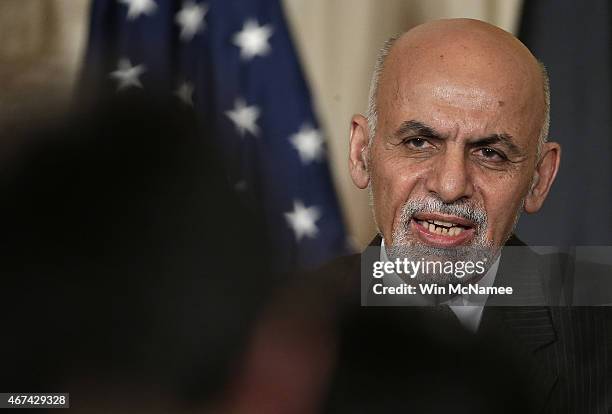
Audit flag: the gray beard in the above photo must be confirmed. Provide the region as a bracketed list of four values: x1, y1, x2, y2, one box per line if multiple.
[385, 244, 497, 286]
[387, 197, 500, 286]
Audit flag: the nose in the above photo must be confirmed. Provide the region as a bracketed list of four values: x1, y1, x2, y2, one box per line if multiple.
[425, 147, 473, 203]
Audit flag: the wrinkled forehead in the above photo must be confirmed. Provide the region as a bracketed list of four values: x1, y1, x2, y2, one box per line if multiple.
[377, 27, 545, 144]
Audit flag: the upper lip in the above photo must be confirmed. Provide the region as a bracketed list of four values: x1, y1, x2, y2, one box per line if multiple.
[412, 212, 475, 228]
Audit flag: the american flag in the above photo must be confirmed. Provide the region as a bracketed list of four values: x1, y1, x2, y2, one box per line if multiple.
[80, 0, 348, 270]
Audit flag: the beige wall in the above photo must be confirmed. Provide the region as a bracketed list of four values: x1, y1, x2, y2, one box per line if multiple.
[0, 0, 89, 166]
[0, 0, 522, 247]
[0, 0, 89, 129]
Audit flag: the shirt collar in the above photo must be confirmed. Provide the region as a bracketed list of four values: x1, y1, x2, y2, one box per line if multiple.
[379, 237, 500, 332]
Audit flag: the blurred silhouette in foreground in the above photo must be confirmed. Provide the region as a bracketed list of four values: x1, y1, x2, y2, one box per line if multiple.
[0, 93, 277, 412]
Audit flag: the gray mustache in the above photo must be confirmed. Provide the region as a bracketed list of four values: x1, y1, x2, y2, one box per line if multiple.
[400, 197, 488, 229]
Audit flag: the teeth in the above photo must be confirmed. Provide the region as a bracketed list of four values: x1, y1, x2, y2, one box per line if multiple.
[417, 219, 466, 237]
[433, 220, 455, 227]
[450, 227, 464, 236]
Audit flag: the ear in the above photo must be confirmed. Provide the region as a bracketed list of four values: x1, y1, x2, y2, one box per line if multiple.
[349, 114, 371, 189]
[524, 142, 561, 213]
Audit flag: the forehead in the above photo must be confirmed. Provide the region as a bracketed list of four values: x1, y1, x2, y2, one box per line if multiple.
[377, 32, 544, 144]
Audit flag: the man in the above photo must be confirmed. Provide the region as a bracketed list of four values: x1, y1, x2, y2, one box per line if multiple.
[228, 19, 610, 413]
[350, 19, 559, 311]
[343, 18, 609, 413]
[349, 18, 557, 266]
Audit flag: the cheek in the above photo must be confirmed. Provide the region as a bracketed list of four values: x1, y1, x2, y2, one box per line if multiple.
[371, 156, 425, 236]
[477, 174, 529, 241]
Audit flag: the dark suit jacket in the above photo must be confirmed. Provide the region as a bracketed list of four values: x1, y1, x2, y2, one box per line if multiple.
[319, 234, 612, 413]
[232, 235, 611, 413]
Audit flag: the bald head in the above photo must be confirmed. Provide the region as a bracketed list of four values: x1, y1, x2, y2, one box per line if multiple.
[366, 19, 549, 155]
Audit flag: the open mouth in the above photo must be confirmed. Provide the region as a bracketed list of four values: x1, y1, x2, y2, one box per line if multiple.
[410, 213, 476, 246]
[414, 218, 470, 236]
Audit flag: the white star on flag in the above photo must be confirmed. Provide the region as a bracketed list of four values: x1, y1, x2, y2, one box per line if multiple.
[175, 1, 208, 41]
[289, 124, 325, 164]
[109, 58, 146, 91]
[118, 0, 157, 20]
[225, 98, 261, 137]
[175, 81, 194, 105]
[285, 200, 321, 242]
[232, 19, 273, 60]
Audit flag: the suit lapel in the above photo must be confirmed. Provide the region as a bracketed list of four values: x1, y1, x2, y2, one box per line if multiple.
[369, 234, 382, 247]
[489, 237, 558, 349]
[481, 236, 559, 411]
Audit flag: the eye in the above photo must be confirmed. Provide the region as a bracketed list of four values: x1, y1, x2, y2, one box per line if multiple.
[403, 137, 434, 149]
[475, 147, 507, 161]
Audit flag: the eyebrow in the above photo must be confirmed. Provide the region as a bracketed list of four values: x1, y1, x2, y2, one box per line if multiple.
[394, 120, 444, 140]
[393, 119, 522, 155]
[471, 133, 521, 155]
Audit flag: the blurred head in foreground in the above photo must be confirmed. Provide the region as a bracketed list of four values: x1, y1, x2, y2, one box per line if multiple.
[0, 94, 276, 411]
[348, 19, 561, 281]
